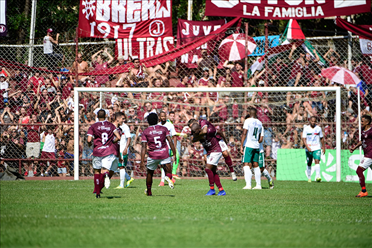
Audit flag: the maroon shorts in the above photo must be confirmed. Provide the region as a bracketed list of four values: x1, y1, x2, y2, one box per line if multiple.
[40, 151, 56, 166]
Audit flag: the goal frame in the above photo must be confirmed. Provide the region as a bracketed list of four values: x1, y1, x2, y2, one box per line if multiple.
[73, 87, 342, 181]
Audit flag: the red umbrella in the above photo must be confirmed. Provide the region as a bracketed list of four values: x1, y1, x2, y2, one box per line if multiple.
[218, 34, 256, 61]
[321, 66, 360, 85]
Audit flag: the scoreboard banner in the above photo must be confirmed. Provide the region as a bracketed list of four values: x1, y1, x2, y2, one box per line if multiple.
[78, 0, 172, 39]
[205, 0, 371, 20]
[277, 149, 372, 183]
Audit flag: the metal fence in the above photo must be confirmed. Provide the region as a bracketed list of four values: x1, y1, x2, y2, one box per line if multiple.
[1, 4, 371, 179]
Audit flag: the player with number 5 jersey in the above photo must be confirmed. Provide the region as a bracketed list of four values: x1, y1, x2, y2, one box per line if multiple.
[141, 113, 177, 196]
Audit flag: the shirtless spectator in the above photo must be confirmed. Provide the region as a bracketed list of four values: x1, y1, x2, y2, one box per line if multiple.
[92, 48, 114, 86]
[71, 53, 89, 81]
[65, 129, 75, 176]
[128, 58, 146, 84]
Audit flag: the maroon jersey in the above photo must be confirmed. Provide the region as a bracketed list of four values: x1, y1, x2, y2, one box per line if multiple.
[27, 124, 40, 142]
[198, 119, 222, 155]
[361, 127, 372, 159]
[141, 125, 170, 160]
[87, 121, 118, 157]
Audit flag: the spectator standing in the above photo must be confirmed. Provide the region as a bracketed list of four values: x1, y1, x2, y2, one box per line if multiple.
[41, 127, 56, 177]
[25, 114, 41, 177]
[71, 53, 89, 81]
[43, 28, 63, 70]
[92, 48, 114, 86]
[28, 72, 44, 94]
[0, 73, 9, 105]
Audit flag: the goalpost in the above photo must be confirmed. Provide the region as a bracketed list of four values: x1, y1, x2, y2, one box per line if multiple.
[73, 87, 341, 182]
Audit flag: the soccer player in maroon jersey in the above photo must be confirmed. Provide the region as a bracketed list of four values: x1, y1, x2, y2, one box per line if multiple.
[349, 115, 372, 198]
[187, 119, 236, 181]
[140, 113, 176, 196]
[190, 120, 226, 196]
[87, 109, 121, 198]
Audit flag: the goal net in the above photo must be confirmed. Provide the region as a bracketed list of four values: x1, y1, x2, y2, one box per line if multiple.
[73, 87, 347, 183]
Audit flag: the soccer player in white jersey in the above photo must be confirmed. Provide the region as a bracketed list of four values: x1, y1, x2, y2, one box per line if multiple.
[242, 114, 274, 189]
[302, 116, 325, 183]
[115, 113, 134, 189]
[240, 108, 264, 189]
[158, 112, 177, 186]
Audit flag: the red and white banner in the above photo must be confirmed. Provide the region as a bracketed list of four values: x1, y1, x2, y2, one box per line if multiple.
[177, 19, 225, 68]
[115, 36, 174, 60]
[205, 0, 371, 20]
[78, 0, 172, 39]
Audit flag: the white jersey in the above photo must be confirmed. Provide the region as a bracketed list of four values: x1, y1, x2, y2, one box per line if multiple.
[0, 81, 8, 98]
[302, 125, 323, 151]
[42, 133, 55, 153]
[43, 36, 53, 54]
[119, 123, 131, 154]
[159, 121, 176, 148]
[243, 118, 264, 149]
[259, 142, 264, 153]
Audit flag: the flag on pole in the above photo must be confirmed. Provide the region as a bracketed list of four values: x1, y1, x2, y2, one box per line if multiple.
[248, 41, 304, 77]
[281, 19, 327, 66]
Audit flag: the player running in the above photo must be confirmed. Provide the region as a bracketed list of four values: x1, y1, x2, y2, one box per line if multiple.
[302, 116, 325, 183]
[190, 119, 226, 196]
[115, 113, 134, 189]
[87, 109, 121, 198]
[349, 115, 372, 197]
[187, 119, 237, 181]
[240, 108, 264, 190]
[158, 112, 177, 186]
[140, 113, 177, 196]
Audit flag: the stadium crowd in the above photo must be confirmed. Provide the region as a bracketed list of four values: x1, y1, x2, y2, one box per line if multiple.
[1, 43, 372, 178]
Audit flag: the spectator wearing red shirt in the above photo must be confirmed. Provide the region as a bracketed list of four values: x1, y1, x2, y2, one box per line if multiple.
[218, 68, 232, 87]
[25, 114, 41, 177]
[91, 48, 114, 86]
[177, 75, 189, 87]
[28, 72, 44, 94]
[197, 68, 210, 87]
[230, 62, 244, 87]
[61, 78, 74, 100]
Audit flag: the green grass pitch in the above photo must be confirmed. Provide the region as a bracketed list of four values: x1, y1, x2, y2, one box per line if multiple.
[1, 178, 371, 248]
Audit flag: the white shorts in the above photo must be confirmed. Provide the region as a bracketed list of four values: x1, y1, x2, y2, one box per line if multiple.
[146, 157, 171, 171]
[206, 152, 223, 166]
[360, 157, 372, 170]
[219, 140, 228, 152]
[92, 154, 118, 171]
[26, 142, 40, 158]
[58, 168, 67, 174]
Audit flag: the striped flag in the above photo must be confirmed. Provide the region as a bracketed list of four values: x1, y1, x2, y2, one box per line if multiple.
[281, 19, 327, 66]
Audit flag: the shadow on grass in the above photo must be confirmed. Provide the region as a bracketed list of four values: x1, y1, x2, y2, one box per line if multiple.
[101, 196, 122, 199]
[152, 195, 176, 197]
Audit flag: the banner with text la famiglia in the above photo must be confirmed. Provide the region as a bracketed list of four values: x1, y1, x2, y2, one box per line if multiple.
[277, 149, 372, 183]
[205, 0, 371, 20]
